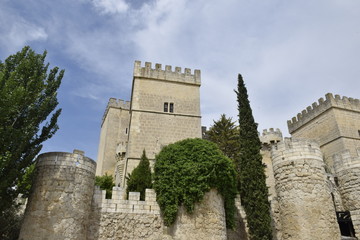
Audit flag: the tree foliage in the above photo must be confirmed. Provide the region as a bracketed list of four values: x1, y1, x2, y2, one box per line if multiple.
[236, 74, 272, 239]
[153, 138, 237, 228]
[95, 174, 115, 199]
[207, 114, 240, 161]
[0, 46, 63, 218]
[126, 150, 152, 200]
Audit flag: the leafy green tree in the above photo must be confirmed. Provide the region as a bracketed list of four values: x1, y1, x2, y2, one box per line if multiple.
[95, 174, 115, 199]
[207, 114, 240, 161]
[0, 46, 63, 221]
[17, 163, 36, 198]
[236, 74, 272, 239]
[153, 138, 237, 228]
[126, 150, 152, 200]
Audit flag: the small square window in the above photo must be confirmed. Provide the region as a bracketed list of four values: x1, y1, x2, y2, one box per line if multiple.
[164, 102, 168, 112]
[169, 103, 174, 113]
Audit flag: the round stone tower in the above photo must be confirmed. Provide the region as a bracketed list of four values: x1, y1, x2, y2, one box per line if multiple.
[333, 149, 360, 235]
[271, 138, 340, 240]
[19, 150, 96, 240]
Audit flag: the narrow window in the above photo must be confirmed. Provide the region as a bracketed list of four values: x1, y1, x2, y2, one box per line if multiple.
[169, 103, 174, 113]
[358, 130, 360, 136]
[125, 128, 128, 134]
[334, 177, 339, 187]
[164, 102, 168, 112]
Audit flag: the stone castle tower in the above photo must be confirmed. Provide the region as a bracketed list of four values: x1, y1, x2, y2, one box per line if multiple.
[96, 61, 202, 186]
[287, 93, 360, 237]
[257, 93, 360, 239]
[287, 93, 360, 172]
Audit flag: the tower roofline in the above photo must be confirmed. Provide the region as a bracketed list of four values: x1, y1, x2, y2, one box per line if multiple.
[133, 60, 201, 86]
[287, 93, 360, 134]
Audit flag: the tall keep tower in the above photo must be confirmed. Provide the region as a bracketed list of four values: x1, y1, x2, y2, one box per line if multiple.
[117, 61, 202, 186]
[96, 61, 202, 186]
[287, 93, 360, 172]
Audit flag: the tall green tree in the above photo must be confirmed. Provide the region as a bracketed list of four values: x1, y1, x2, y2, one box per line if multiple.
[236, 74, 272, 239]
[126, 150, 152, 200]
[0, 46, 64, 215]
[207, 114, 240, 161]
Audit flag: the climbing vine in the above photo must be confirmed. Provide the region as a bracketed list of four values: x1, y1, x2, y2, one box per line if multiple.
[153, 138, 237, 228]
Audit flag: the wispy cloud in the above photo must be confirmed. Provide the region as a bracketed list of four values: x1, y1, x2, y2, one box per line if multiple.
[0, 6, 47, 54]
[91, 0, 129, 15]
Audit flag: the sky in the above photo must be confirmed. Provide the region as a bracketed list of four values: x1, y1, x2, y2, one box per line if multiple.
[1, 0, 360, 160]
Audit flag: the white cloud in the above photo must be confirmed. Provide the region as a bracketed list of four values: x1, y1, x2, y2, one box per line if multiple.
[0, 8, 47, 53]
[92, 0, 129, 14]
[127, 0, 360, 136]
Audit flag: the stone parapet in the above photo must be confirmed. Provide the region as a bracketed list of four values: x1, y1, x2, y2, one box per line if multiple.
[92, 187, 160, 214]
[36, 150, 96, 174]
[287, 93, 360, 134]
[133, 61, 201, 86]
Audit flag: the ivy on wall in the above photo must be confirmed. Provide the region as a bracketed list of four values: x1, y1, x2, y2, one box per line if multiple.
[153, 138, 237, 228]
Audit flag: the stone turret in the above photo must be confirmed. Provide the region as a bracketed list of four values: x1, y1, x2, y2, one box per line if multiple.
[19, 150, 96, 240]
[271, 139, 340, 240]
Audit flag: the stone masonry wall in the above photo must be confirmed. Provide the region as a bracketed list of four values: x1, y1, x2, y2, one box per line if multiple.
[333, 149, 360, 235]
[19, 150, 96, 240]
[88, 188, 229, 240]
[272, 139, 340, 240]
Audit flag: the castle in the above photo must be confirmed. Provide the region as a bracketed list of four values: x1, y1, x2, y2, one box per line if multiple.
[18, 61, 360, 240]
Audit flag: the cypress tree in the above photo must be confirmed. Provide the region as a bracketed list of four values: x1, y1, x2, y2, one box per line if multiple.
[236, 74, 272, 239]
[126, 150, 152, 200]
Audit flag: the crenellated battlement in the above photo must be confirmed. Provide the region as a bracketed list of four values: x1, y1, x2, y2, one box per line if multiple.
[36, 149, 96, 174]
[133, 61, 201, 85]
[101, 98, 130, 126]
[333, 148, 360, 173]
[287, 93, 360, 133]
[260, 128, 283, 145]
[271, 138, 323, 170]
[92, 186, 160, 214]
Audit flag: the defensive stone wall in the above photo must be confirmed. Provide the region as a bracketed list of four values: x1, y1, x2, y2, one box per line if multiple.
[88, 188, 229, 240]
[271, 138, 340, 240]
[288, 93, 360, 134]
[19, 150, 96, 240]
[333, 149, 360, 234]
[133, 61, 201, 86]
[92, 187, 160, 214]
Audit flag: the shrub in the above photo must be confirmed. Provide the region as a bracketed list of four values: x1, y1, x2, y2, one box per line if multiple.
[95, 174, 115, 199]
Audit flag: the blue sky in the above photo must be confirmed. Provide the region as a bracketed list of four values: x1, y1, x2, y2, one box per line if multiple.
[1, 0, 360, 160]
